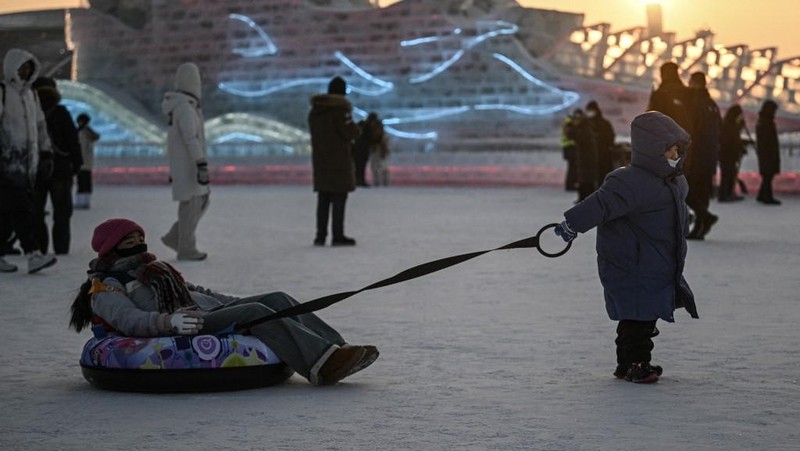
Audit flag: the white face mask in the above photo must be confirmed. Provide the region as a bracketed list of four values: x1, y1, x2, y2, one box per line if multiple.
[667, 157, 681, 168]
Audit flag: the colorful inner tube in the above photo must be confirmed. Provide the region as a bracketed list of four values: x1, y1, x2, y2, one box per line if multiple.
[80, 333, 293, 393]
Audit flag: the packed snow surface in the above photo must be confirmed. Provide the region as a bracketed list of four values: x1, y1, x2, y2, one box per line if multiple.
[0, 185, 798, 450]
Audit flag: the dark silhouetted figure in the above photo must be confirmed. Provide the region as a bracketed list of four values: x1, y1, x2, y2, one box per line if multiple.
[354, 112, 382, 187]
[561, 112, 578, 191]
[718, 105, 747, 202]
[585, 100, 616, 182]
[566, 109, 599, 202]
[309, 77, 361, 246]
[684, 72, 720, 240]
[75, 113, 100, 209]
[755, 100, 781, 205]
[647, 62, 693, 133]
[31, 77, 82, 255]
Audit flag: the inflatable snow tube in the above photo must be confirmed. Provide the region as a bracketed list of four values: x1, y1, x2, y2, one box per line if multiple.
[80, 333, 294, 393]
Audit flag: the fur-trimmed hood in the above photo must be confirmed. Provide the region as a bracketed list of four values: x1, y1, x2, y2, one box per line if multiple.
[3, 48, 40, 90]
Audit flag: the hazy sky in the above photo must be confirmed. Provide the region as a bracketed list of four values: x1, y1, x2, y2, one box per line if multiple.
[2, 0, 798, 58]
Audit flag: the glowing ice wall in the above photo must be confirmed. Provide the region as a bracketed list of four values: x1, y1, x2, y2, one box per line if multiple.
[68, 0, 581, 152]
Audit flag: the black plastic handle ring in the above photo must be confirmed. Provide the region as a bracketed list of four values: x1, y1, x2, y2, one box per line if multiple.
[535, 223, 572, 258]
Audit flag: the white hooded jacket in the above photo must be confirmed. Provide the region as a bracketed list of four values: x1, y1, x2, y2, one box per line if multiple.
[0, 49, 53, 184]
[161, 62, 209, 201]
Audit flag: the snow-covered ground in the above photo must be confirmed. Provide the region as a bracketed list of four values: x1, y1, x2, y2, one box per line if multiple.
[1, 184, 798, 451]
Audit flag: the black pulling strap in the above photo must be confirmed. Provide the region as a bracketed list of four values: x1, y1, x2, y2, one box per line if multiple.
[235, 223, 571, 330]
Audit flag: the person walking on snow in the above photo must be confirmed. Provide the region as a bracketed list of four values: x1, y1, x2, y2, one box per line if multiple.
[684, 71, 720, 240]
[554, 111, 698, 384]
[0, 48, 58, 274]
[69, 218, 380, 386]
[160, 62, 210, 260]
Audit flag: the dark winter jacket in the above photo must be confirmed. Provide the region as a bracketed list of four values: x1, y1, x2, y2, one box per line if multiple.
[588, 112, 616, 181]
[566, 116, 598, 185]
[564, 111, 698, 322]
[37, 86, 82, 180]
[756, 102, 780, 177]
[685, 88, 721, 179]
[647, 78, 693, 134]
[719, 105, 747, 166]
[308, 93, 360, 192]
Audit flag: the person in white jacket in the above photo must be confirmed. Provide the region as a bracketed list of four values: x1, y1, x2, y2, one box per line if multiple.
[160, 62, 209, 260]
[0, 48, 58, 274]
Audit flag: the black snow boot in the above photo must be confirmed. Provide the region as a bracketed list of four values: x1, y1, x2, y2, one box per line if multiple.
[626, 362, 661, 383]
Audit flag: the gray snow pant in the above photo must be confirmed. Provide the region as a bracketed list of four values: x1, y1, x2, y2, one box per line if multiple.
[200, 291, 345, 384]
[162, 193, 209, 257]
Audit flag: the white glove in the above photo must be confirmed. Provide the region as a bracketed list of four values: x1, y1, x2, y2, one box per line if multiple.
[169, 312, 203, 334]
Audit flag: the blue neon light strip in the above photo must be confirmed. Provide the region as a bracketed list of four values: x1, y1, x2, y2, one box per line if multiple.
[408, 21, 519, 84]
[408, 50, 465, 84]
[380, 106, 471, 125]
[333, 51, 394, 95]
[492, 53, 561, 93]
[400, 36, 442, 47]
[219, 78, 330, 97]
[229, 14, 278, 57]
[491, 53, 580, 113]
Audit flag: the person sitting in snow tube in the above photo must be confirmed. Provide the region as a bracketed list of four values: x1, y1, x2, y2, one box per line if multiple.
[69, 218, 379, 392]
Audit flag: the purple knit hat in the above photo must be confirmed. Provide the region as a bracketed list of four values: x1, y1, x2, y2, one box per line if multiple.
[92, 218, 145, 257]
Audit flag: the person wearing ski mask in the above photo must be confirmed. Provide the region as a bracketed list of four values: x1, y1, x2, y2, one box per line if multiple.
[69, 218, 380, 386]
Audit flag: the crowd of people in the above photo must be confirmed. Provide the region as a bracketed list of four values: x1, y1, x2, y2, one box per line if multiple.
[0, 47, 391, 273]
[562, 61, 784, 241]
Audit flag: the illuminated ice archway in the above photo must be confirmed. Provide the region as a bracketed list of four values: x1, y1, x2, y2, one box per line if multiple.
[57, 81, 311, 157]
[205, 113, 311, 155]
[59, 80, 166, 156]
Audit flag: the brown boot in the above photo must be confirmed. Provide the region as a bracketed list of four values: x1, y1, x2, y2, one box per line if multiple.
[342, 345, 380, 379]
[317, 345, 366, 386]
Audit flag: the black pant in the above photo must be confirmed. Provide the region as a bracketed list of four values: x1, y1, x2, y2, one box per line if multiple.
[615, 319, 658, 367]
[77, 170, 92, 194]
[355, 149, 369, 186]
[316, 191, 348, 240]
[32, 177, 74, 254]
[0, 182, 40, 256]
[686, 172, 712, 218]
[718, 160, 739, 200]
[563, 146, 577, 191]
[758, 173, 776, 201]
